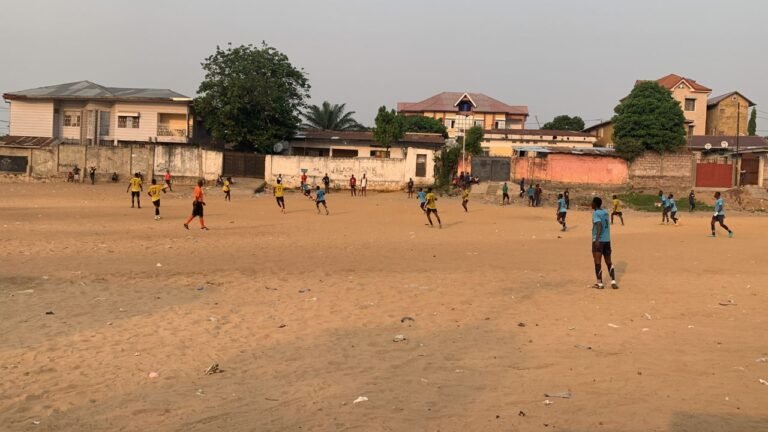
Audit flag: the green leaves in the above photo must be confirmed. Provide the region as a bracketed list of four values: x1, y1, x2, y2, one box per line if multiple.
[748, 107, 757, 136]
[612, 81, 686, 161]
[542, 115, 585, 131]
[194, 42, 311, 152]
[401, 115, 447, 136]
[373, 106, 405, 150]
[302, 101, 365, 131]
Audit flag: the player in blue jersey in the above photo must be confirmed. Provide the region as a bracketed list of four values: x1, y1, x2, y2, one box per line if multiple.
[710, 191, 733, 237]
[556, 193, 568, 231]
[416, 188, 427, 213]
[315, 186, 329, 215]
[591, 197, 618, 289]
[667, 193, 679, 225]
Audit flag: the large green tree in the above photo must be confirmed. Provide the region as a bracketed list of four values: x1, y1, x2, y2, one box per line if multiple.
[373, 106, 405, 154]
[302, 101, 364, 130]
[542, 115, 585, 131]
[195, 42, 311, 152]
[748, 107, 757, 136]
[612, 81, 686, 161]
[400, 115, 448, 136]
[435, 126, 484, 186]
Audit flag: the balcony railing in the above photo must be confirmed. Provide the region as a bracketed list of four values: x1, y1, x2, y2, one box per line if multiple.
[157, 124, 187, 137]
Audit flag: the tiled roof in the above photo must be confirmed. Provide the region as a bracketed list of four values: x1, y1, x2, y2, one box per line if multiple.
[484, 128, 594, 138]
[397, 92, 528, 115]
[0, 135, 58, 148]
[638, 74, 711, 92]
[3, 81, 190, 101]
[707, 91, 756, 107]
[688, 135, 768, 150]
[582, 120, 613, 133]
[297, 130, 445, 148]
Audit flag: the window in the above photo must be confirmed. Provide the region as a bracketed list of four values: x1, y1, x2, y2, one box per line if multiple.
[687, 125, 695, 137]
[63, 111, 81, 127]
[494, 121, 505, 129]
[684, 98, 696, 111]
[118, 115, 140, 128]
[719, 108, 726, 115]
[415, 154, 427, 177]
[458, 101, 472, 112]
[445, 119, 455, 129]
[369, 150, 390, 158]
[474, 120, 484, 128]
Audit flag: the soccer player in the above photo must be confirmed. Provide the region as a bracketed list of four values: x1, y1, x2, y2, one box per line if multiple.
[417, 187, 427, 213]
[564, 188, 571, 209]
[527, 184, 535, 207]
[461, 187, 469, 212]
[688, 190, 696, 212]
[300, 172, 307, 190]
[223, 177, 232, 201]
[591, 197, 618, 289]
[667, 193, 679, 225]
[424, 188, 442, 228]
[611, 194, 624, 225]
[127, 172, 143, 208]
[322, 173, 330, 194]
[147, 179, 167, 220]
[360, 174, 368, 197]
[274, 180, 286, 214]
[710, 191, 733, 238]
[556, 193, 567, 231]
[164, 169, 173, 192]
[535, 184, 543, 207]
[315, 185, 329, 215]
[519, 178, 526, 198]
[349, 175, 357, 197]
[502, 182, 510, 205]
[658, 190, 670, 224]
[407, 178, 414, 199]
[184, 179, 208, 230]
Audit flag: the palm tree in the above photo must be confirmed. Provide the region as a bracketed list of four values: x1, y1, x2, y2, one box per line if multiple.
[302, 101, 365, 131]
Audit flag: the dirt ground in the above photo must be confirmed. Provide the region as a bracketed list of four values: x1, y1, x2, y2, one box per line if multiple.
[1, 182, 767, 432]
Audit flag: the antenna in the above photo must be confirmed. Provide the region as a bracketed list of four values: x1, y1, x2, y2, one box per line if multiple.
[534, 115, 541, 128]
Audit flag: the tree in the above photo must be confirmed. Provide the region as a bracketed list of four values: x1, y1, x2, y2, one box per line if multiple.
[612, 81, 686, 161]
[748, 107, 757, 136]
[435, 126, 484, 186]
[302, 101, 365, 130]
[194, 42, 311, 152]
[462, 126, 485, 155]
[541, 115, 585, 131]
[373, 106, 405, 154]
[400, 115, 447, 136]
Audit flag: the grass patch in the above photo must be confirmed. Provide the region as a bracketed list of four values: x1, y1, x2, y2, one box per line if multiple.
[618, 193, 713, 212]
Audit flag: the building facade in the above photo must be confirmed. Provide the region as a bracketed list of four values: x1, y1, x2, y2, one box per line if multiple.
[3, 81, 193, 146]
[397, 92, 528, 139]
[706, 91, 755, 136]
[482, 128, 597, 156]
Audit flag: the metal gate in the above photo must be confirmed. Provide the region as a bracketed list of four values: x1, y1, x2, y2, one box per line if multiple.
[741, 154, 760, 185]
[695, 162, 733, 188]
[471, 157, 510, 181]
[222, 152, 265, 178]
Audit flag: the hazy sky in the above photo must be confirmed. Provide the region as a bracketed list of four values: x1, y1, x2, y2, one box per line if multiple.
[2, 0, 767, 135]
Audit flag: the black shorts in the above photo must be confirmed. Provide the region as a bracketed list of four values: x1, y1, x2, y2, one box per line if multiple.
[419, 202, 426, 209]
[153, 200, 160, 208]
[316, 200, 326, 206]
[427, 208, 438, 215]
[558, 211, 567, 219]
[592, 241, 612, 256]
[712, 214, 725, 223]
[612, 211, 623, 216]
[276, 197, 285, 206]
[192, 201, 204, 217]
[131, 191, 140, 198]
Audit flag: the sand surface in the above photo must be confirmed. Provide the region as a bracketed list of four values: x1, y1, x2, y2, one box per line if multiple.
[1, 182, 767, 432]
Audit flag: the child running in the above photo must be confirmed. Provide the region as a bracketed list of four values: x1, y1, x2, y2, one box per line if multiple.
[611, 195, 624, 225]
[223, 177, 232, 201]
[417, 187, 427, 213]
[556, 193, 567, 231]
[315, 185, 329, 215]
[274, 180, 286, 214]
[424, 188, 442, 228]
[184, 179, 208, 230]
[667, 193, 679, 225]
[127, 172, 143, 208]
[710, 191, 733, 238]
[147, 179, 167, 220]
[591, 197, 618, 289]
[461, 187, 469, 212]
[658, 190, 670, 224]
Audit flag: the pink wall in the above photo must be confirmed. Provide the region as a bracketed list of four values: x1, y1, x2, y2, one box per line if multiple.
[513, 154, 628, 185]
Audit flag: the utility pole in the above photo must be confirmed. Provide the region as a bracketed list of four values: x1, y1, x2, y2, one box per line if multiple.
[736, 100, 741, 186]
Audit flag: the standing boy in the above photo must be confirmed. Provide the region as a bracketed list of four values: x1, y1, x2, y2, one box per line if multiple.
[527, 184, 535, 207]
[147, 179, 167, 220]
[534, 184, 543, 207]
[710, 191, 733, 238]
[611, 195, 624, 225]
[502, 182, 510, 205]
[417, 187, 427, 213]
[349, 175, 357, 197]
[424, 188, 442, 228]
[164, 170, 173, 192]
[564, 188, 571, 209]
[688, 190, 696, 212]
[360, 174, 368, 197]
[322, 173, 330, 194]
[407, 178, 414, 198]
[667, 193, 679, 225]
[519, 178, 526, 198]
[223, 177, 232, 201]
[461, 187, 469, 212]
[274, 180, 286, 214]
[315, 185, 329, 215]
[127, 172, 143, 208]
[184, 179, 208, 230]
[556, 193, 567, 231]
[300, 172, 307, 190]
[591, 197, 618, 289]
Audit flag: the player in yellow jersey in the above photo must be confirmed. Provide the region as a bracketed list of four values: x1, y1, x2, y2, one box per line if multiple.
[461, 187, 469, 212]
[424, 187, 442, 228]
[126, 172, 143, 208]
[611, 195, 624, 225]
[274, 180, 286, 214]
[223, 177, 232, 201]
[147, 179, 167, 220]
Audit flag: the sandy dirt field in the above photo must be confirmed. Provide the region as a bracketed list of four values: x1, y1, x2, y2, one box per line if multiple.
[1, 182, 767, 432]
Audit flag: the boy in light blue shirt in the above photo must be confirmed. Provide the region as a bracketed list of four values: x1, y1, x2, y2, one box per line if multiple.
[416, 188, 427, 213]
[591, 196, 618, 289]
[710, 191, 733, 237]
[667, 193, 679, 225]
[315, 186, 329, 215]
[556, 193, 568, 231]
[658, 190, 670, 224]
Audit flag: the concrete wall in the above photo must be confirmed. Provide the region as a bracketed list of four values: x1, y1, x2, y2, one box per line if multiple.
[628, 151, 694, 190]
[9, 100, 54, 137]
[512, 154, 628, 185]
[0, 143, 222, 183]
[265, 151, 435, 190]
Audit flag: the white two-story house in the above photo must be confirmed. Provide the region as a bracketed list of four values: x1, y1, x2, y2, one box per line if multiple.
[2, 80, 193, 145]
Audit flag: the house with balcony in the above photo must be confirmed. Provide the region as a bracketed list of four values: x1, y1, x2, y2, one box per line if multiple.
[2, 80, 193, 146]
[397, 92, 528, 139]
